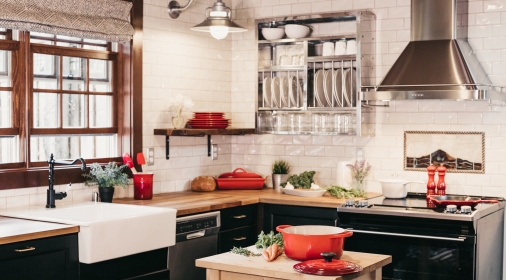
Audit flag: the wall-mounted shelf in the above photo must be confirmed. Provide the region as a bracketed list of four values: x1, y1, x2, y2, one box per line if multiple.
[154, 128, 256, 159]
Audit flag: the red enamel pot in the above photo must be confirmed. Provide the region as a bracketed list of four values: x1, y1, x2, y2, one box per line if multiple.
[276, 225, 353, 261]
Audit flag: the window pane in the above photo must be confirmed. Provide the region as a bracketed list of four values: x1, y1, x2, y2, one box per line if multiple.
[31, 32, 54, 38]
[62, 56, 86, 91]
[33, 92, 59, 128]
[57, 42, 82, 48]
[0, 51, 11, 87]
[0, 91, 12, 128]
[56, 35, 81, 41]
[0, 136, 19, 163]
[83, 45, 107, 51]
[31, 39, 53, 45]
[33, 53, 58, 78]
[30, 134, 117, 161]
[62, 94, 85, 128]
[89, 95, 112, 128]
[84, 38, 106, 44]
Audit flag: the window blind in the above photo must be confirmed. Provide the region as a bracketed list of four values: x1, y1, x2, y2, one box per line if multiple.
[0, 0, 134, 42]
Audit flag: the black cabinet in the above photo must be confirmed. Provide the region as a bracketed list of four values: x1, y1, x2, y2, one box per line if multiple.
[261, 204, 338, 232]
[0, 233, 79, 280]
[80, 247, 169, 280]
[218, 205, 258, 253]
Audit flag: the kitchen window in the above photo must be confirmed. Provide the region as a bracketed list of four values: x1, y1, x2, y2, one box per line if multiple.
[0, 26, 142, 189]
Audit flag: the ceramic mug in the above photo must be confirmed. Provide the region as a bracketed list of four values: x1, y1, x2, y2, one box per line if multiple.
[346, 39, 357, 55]
[334, 39, 347, 55]
[322, 42, 334, 56]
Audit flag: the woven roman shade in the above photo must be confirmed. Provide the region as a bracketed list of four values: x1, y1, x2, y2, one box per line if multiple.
[0, 0, 134, 42]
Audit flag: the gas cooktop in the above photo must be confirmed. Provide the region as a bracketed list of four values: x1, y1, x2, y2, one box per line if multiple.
[337, 192, 505, 221]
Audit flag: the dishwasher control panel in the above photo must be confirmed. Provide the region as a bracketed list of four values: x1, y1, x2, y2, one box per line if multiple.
[176, 211, 221, 235]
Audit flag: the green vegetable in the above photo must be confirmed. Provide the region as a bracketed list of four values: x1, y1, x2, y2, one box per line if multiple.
[230, 247, 262, 257]
[326, 185, 366, 199]
[272, 160, 291, 174]
[255, 231, 284, 250]
[280, 171, 316, 189]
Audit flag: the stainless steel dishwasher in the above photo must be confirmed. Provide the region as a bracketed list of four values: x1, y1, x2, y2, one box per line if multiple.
[168, 211, 220, 280]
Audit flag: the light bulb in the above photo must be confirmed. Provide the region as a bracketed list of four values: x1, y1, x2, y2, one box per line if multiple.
[210, 26, 229, 40]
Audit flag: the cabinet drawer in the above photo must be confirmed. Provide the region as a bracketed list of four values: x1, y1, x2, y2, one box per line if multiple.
[220, 205, 257, 231]
[219, 225, 257, 253]
[0, 234, 78, 261]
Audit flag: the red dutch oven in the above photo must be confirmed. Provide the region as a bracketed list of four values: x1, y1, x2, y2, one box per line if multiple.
[216, 168, 266, 190]
[276, 225, 353, 261]
[218, 168, 262, 178]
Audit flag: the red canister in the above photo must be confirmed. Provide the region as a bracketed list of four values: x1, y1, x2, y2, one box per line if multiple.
[133, 173, 153, 200]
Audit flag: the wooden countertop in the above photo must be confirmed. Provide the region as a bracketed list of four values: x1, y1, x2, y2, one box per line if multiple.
[196, 246, 392, 280]
[0, 217, 79, 245]
[114, 189, 381, 216]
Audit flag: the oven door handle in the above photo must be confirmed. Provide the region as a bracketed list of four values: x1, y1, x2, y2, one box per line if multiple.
[347, 229, 467, 242]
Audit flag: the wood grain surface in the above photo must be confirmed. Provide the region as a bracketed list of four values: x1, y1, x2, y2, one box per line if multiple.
[0, 217, 79, 245]
[196, 245, 391, 280]
[114, 189, 381, 216]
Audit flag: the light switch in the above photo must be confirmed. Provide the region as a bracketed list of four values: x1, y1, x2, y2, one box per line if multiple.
[147, 148, 155, 166]
[212, 144, 218, 160]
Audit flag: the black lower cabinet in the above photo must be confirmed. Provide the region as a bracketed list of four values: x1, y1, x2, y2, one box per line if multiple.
[262, 204, 338, 232]
[80, 248, 169, 280]
[218, 225, 257, 253]
[0, 233, 79, 280]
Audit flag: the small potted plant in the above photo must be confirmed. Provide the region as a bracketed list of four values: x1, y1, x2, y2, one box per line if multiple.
[271, 160, 291, 192]
[83, 162, 130, 203]
[346, 160, 371, 197]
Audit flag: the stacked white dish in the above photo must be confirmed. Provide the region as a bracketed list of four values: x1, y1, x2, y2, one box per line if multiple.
[262, 76, 303, 108]
[313, 68, 356, 108]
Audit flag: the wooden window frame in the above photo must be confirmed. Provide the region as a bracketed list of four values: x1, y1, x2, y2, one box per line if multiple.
[0, 0, 142, 190]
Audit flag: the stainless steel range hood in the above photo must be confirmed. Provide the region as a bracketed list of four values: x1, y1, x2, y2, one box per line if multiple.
[362, 0, 505, 101]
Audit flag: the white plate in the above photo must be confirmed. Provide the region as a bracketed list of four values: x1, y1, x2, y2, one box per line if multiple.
[315, 70, 326, 107]
[333, 69, 344, 107]
[288, 76, 297, 106]
[263, 77, 271, 107]
[344, 69, 357, 107]
[271, 76, 280, 108]
[282, 188, 327, 197]
[323, 70, 333, 106]
[297, 78, 304, 107]
[280, 76, 289, 107]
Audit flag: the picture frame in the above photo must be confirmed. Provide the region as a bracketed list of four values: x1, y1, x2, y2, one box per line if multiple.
[404, 131, 485, 173]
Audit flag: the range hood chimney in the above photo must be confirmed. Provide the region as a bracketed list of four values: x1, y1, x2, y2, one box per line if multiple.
[362, 0, 505, 101]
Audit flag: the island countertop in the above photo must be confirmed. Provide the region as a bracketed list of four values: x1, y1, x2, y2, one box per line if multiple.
[196, 246, 391, 280]
[0, 217, 79, 245]
[114, 189, 381, 216]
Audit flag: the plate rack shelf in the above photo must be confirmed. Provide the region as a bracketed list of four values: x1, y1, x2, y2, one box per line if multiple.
[256, 11, 376, 137]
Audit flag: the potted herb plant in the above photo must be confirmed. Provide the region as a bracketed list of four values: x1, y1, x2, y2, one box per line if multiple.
[271, 160, 291, 192]
[83, 162, 130, 203]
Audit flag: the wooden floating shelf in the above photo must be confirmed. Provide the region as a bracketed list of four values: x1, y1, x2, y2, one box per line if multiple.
[154, 128, 257, 159]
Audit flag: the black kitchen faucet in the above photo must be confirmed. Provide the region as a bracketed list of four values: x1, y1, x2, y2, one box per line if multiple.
[46, 153, 87, 208]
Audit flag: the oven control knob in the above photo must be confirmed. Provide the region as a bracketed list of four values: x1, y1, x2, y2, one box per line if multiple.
[446, 205, 457, 213]
[358, 200, 368, 208]
[345, 199, 355, 207]
[461, 206, 472, 214]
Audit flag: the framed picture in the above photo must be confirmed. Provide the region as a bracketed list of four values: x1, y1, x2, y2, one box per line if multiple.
[404, 131, 485, 173]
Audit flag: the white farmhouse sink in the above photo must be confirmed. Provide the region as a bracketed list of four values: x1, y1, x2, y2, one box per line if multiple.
[0, 202, 177, 264]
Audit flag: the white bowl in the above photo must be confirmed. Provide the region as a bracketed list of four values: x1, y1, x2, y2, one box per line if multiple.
[284, 24, 310, 39]
[262, 28, 285, 40]
[281, 188, 327, 197]
[380, 178, 425, 199]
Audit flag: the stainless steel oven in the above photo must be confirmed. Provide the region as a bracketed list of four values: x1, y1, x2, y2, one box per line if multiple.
[337, 193, 504, 280]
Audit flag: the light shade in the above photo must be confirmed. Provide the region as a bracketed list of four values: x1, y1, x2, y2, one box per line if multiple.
[189, 0, 247, 40]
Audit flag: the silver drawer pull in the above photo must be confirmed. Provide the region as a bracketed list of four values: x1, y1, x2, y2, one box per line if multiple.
[233, 215, 247, 219]
[15, 247, 35, 252]
[233, 237, 247, 241]
[348, 229, 466, 242]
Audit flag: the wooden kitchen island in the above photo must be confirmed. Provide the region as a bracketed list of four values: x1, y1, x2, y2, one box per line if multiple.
[196, 247, 391, 280]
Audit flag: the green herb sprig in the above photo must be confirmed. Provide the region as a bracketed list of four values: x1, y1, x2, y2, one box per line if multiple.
[272, 160, 291, 174]
[327, 185, 366, 199]
[230, 247, 262, 257]
[255, 231, 284, 250]
[83, 162, 130, 189]
[280, 171, 316, 189]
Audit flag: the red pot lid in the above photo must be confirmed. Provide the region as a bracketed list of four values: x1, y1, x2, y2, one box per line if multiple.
[293, 252, 363, 276]
[218, 168, 263, 178]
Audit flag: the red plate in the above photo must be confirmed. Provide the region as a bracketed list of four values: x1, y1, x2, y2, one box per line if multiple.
[187, 124, 229, 129]
[188, 121, 230, 124]
[188, 120, 230, 123]
[194, 112, 224, 114]
[189, 119, 229, 122]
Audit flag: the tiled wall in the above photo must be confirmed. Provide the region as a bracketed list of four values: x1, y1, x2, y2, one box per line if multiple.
[230, 0, 506, 198]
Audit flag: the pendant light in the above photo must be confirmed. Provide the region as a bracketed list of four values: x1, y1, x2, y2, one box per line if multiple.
[168, 0, 247, 40]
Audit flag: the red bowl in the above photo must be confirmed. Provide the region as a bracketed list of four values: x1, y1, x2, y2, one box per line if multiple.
[276, 225, 353, 261]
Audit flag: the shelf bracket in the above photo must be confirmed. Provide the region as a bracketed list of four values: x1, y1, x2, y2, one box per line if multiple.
[165, 136, 170, 160]
[207, 135, 212, 157]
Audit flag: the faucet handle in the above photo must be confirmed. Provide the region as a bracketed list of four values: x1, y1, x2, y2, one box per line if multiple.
[92, 192, 99, 202]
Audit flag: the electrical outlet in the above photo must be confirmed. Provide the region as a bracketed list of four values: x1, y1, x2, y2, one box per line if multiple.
[356, 148, 365, 161]
[211, 144, 218, 160]
[147, 148, 155, 166]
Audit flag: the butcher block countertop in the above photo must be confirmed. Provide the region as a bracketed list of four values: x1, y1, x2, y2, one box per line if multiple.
[0, 217, 79, 245]
[114, 189, 381, 216]
[196, 246, 391, 280]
